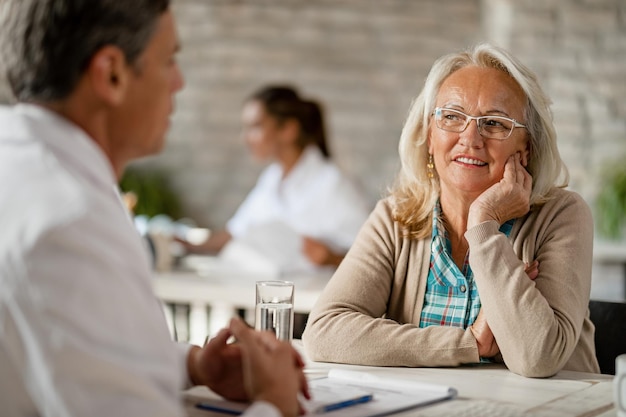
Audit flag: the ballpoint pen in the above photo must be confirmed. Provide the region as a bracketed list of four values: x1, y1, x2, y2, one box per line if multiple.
[196, 402, 243, 415]
[314, 394, 374, 414]
[196, 394, 375, 416]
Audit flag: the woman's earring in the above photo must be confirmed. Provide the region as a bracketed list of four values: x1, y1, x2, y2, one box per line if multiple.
[427, 154, 435, 179]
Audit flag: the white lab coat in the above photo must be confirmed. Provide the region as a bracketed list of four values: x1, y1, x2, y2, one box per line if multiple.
[225, 146, 371, 272]
[0, 104, 279, 417]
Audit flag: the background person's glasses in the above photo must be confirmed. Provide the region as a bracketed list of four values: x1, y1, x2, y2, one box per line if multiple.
[433, 107, 527, 140]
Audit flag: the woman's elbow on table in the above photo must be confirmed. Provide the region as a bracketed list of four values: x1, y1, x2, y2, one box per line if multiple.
[301, 313, 348, 362]
[504, 349, 569, 378]
[301, 320, 327, 361]
[502, 322, 582, 377]
[506, 361, 559, 378]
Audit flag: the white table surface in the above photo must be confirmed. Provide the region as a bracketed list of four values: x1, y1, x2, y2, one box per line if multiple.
[152, 256, 332, 344]
[183, 341, 616, 417]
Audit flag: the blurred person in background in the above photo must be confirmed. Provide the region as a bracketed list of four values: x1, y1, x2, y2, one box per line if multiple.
[0, 1, 307, 416]
[302, 43, 599, 378]
[182, 85, 371, 270]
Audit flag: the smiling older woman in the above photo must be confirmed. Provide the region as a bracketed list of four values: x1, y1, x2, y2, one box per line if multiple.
[302, 43, 599, 378]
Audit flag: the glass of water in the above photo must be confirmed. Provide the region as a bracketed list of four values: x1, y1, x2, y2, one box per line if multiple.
[255, 280, 294, 341]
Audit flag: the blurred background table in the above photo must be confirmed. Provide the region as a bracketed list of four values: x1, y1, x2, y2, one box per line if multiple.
[152, 256, 333, 345]
[593, 240, 626, 301]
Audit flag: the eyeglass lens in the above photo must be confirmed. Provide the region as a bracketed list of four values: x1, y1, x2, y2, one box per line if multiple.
[435, 108, 516, 140]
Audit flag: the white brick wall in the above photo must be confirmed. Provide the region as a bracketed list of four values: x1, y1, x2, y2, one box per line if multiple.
[158, 0, 485, 227]
[140, 0, 626, 230]
[163, 0, 626, 300]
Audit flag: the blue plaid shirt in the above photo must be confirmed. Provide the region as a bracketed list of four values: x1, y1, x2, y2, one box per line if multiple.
[419, 202, 514, 329]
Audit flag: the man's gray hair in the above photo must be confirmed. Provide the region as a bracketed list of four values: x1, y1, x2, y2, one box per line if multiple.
[0, 0, 169, 102]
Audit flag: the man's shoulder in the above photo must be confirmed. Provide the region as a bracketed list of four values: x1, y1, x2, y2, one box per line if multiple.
[0, 131, 87, 246]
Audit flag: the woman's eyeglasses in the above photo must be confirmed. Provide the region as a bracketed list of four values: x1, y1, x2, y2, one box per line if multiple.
[433, 107, 527, 140]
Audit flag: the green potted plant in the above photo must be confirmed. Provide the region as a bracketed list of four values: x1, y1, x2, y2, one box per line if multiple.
[595, 161, 626, 240]
[119, 166, 182, 219]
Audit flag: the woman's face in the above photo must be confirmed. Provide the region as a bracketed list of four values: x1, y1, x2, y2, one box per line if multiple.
[240, 99, 295, 161]
[428, 66, 530, 200]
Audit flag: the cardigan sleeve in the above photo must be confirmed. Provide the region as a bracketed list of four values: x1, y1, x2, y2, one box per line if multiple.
[465, 189, 597, 377]
[302, 199, 480, 367]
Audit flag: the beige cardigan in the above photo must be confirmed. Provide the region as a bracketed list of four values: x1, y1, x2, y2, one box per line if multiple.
[302, 188, 599, 377]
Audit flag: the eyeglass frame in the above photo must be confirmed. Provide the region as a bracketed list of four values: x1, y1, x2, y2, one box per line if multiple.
[432, 107, 527, 140]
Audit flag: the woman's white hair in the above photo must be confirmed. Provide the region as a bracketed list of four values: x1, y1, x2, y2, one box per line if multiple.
[390, 43, 569, 238]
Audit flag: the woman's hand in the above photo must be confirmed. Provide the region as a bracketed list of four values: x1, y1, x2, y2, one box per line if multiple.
[468, 153, 532, 228]
[470, 308, 500, 358]
[175, 229, 232, 255]
[302, 237, 344, 267]
[524, 259, 540, 280]
[470, 260, 540, 358]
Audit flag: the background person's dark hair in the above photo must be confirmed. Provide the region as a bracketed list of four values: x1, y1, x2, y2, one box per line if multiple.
[248, 85, 331, 159]
[0, 0, 170, 102]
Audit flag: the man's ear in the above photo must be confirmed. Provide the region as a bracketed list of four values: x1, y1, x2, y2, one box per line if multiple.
[87, 46, 130, 106]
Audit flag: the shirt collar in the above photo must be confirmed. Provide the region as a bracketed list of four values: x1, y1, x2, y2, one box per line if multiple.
[14, 103, 118, 189]
[431, 199, 516, 247]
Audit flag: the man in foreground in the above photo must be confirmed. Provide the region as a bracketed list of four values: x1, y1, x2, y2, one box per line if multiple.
[0, 1, 307, 416]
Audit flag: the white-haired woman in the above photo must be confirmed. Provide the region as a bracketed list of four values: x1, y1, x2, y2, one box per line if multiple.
[302, 43, 599, 378]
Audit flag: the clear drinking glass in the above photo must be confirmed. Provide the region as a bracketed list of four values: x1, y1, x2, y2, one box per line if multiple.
[255, 280, 294, 341]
